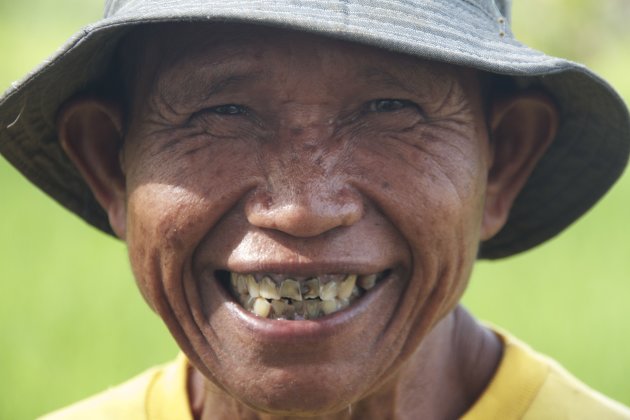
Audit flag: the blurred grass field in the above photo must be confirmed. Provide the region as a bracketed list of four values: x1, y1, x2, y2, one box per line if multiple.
[1, 0, 629, 418]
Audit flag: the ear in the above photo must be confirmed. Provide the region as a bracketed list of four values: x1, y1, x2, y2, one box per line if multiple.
[481, 90, 559, 240]
[57, 97, 127, 239]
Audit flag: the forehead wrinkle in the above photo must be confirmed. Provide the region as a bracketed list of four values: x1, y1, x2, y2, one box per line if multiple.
[158, 22, 263, 65]
[360, 59, 469, 91]
[155, 69, 262, 111]
[136, 26, 265, 111]
[428, 69, 479, 127]
[150, 47, 264, 119]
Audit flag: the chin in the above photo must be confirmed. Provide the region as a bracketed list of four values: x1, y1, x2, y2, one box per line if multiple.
[232, 371, 360, 416]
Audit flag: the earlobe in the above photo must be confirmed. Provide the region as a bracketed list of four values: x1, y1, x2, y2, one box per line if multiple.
[481, 90, 559, 240]
[57, 97, 128, 239]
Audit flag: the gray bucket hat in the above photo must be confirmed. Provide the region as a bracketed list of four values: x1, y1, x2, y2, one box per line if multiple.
[0, 0, 628, 259]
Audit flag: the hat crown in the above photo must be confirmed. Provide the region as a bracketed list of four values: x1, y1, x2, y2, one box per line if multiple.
[104, 0, 119, 17]
[494, 0, 512, 21]
[103, 0, 512, 20]
[104, 0, 138, 17]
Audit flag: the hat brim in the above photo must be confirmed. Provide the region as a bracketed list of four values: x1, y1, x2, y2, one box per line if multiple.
[1, 1, 628, 258]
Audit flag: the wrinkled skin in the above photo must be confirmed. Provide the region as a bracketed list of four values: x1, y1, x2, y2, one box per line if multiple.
[58, 24, 557, 419]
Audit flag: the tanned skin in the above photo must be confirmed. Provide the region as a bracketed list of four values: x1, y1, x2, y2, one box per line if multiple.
[57, 24, 558, 419]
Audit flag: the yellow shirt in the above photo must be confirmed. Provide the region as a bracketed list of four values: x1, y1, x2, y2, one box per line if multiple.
[40, 332, 630, 419]
[462, 333, 630, 419]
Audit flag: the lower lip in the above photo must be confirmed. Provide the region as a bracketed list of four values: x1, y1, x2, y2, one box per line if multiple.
[222, 274, 392, 342]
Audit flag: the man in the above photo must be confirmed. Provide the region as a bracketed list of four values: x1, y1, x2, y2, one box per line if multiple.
[1, 0, 629, 418]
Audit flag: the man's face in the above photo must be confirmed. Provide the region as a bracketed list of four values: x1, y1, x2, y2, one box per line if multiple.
[120, 24, 492, 413]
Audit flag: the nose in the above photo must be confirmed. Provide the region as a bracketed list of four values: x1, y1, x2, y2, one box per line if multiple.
[244, 104, 365, 237]
[245, 181, 364, 238]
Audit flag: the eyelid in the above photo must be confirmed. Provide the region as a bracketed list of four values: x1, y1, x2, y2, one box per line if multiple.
[211, 104, 248, 115]
[188, 103, 248, 123]
[188, 103, 269, 131]
[364, 99, 425, 117]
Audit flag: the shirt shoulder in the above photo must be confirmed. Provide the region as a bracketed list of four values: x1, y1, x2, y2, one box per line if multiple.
[463, 329, 630, 420]
[524, 354, 630, 420]
[38, 354, 192, 420]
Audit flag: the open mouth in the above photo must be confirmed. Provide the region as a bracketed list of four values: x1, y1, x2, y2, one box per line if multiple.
[217, 270, 390, 320]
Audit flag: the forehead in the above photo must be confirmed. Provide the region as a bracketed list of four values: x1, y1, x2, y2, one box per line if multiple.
[144, 23, 444, 67]
[123, 23, 476, 100]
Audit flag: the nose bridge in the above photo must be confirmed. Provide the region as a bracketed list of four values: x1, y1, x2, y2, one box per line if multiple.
[278, 102, 335, 147]
[272, 104, 340, 192]
[245, 117, 363, 237]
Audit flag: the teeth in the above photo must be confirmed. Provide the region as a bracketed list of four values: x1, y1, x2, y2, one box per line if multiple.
[319, 281, 337, 301]
[338, 298, 350, 310]
[260, 276, 281, 300]
[271, 299, 288, 317]
[305, 300, 321, 318]
[227, 271, 383, 320]
[293, 300, 304, 313]
[236, 275, 248, 294]
[302, 278, 320, 299]
[283, 304, 296, 319]
[321, 299, 338, 315]
[245, 274, 259, 297]
[253, 297, 271, 318]
[243, 296, 256, 310]
[358, 274, 377, 290]
[279, 279, 302, 301]
[230, 273, 249, 295]
[337, 274, 356, 299]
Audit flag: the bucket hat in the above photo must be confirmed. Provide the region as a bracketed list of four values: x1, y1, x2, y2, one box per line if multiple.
[0, 0, 628, 259]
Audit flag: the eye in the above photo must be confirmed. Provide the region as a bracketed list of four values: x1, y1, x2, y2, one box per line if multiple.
[210, 104, 247, 115]
[187, 103, 254, 130]
[367, 99, 416, 113]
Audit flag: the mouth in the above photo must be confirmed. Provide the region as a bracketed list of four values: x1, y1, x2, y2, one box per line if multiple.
[216, 270, 390, 320]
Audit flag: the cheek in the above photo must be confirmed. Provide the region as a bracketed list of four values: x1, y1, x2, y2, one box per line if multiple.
[122, 156, 258, 306]
[123, 134, 260, 246]
[353, 128, 488, 322]
[123, 184, 204, 307]
[396, 157, 484, 303]
[358, 128, 488, 241]
[127, 184, 203, 247]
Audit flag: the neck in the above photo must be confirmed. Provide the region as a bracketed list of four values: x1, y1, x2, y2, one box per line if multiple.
[189, 306, 502, 420]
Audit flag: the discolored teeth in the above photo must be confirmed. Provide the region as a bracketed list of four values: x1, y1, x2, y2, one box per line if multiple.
[230, 273, 249, 295]
[305, 300, 321, 318]
[358, 274, 377, 290]
[271, 299, 289, 317]
[319, 281, 338, 301]
[227, 272, 386, 320]
[260, 276, 281, 300]
[302, 278, 320, 299]
[321, 300, 338, 315]
[337, 274, 356, 299]
[245, 274, 259, 297]
[253, 297, 271, 317]
[279, 279, 302, 301]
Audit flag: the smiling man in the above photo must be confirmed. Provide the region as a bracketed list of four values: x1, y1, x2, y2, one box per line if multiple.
[2, 1, 630, 419]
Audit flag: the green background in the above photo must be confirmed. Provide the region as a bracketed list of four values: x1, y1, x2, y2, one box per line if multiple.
[1, 1, 629, 418]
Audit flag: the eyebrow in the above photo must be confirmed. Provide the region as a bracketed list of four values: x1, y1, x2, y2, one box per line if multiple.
[155, 64, 262, 112]
[356, 66, 418, 95]
[199, 72, 261, 101]
[148, 30, 269, 105]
